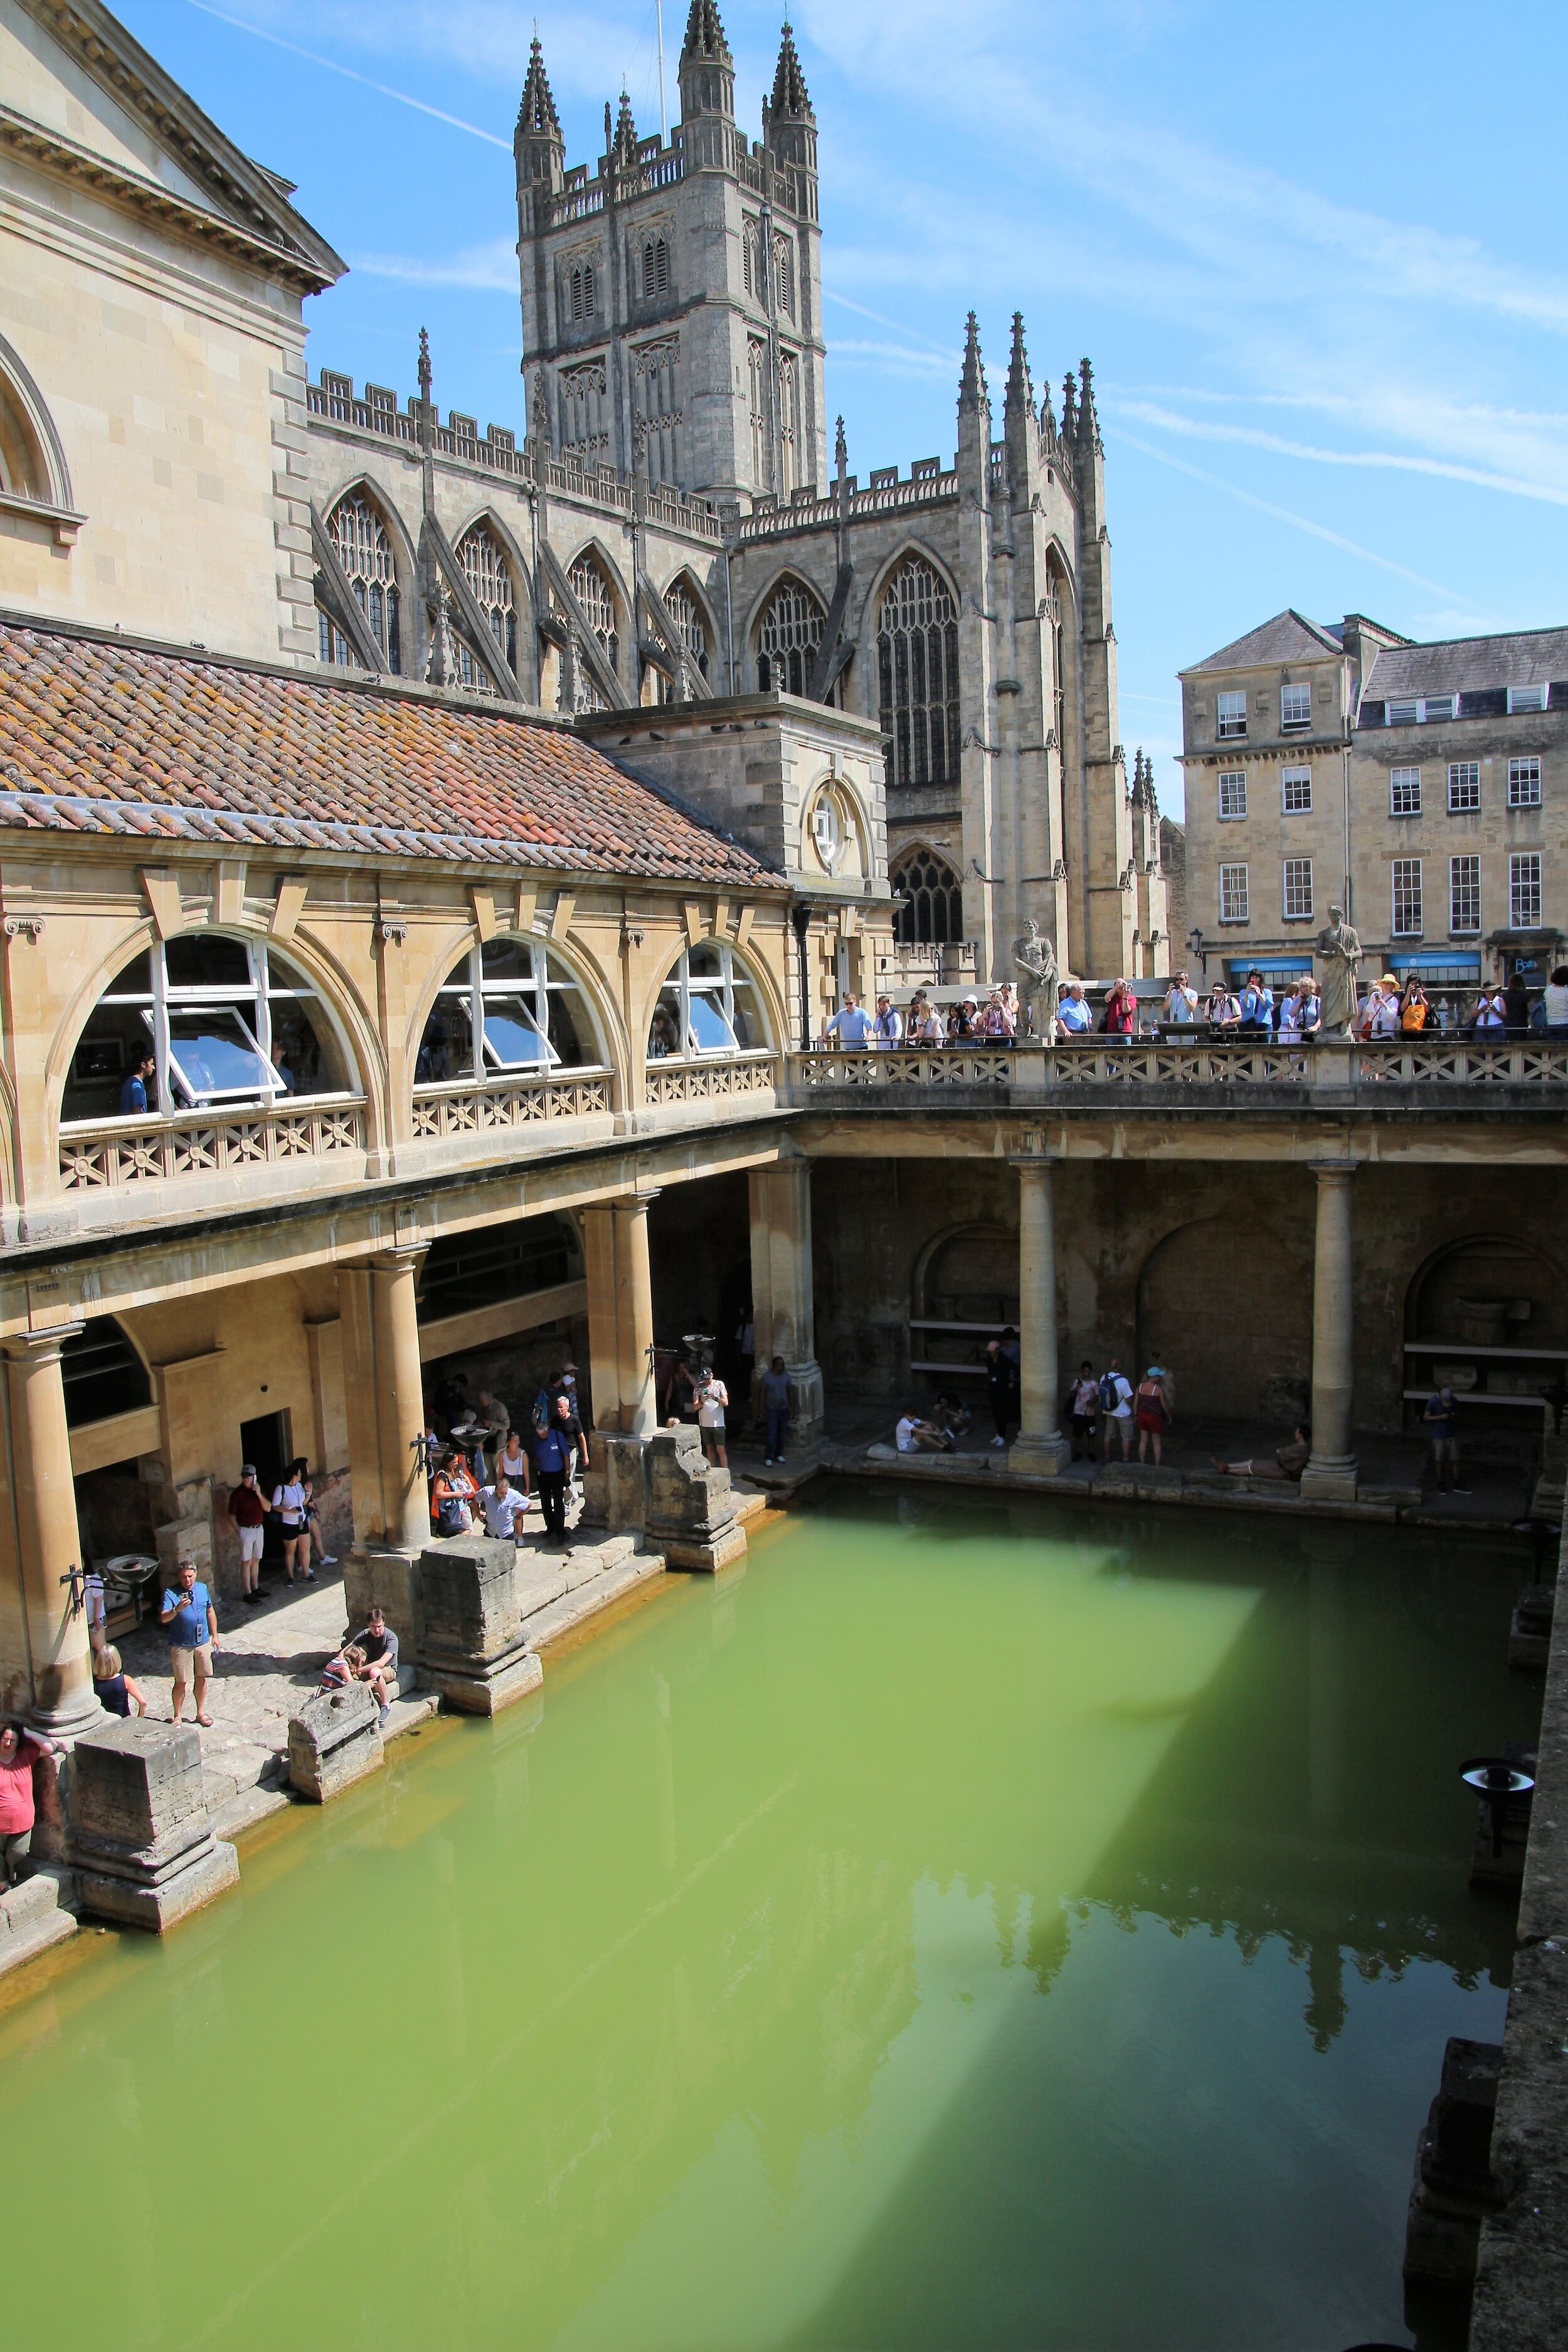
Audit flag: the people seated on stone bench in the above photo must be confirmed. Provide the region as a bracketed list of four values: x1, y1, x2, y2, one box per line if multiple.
[896, 1410, 955, 1454]
[932, 1392, 972, 1441]
[346, 1603, 400, 1724]
[1210, 1426, 1311, 1481]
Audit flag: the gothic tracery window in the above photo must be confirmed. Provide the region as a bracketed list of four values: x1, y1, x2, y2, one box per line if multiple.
[756, 578, 825, 699]
[455, 521, 517, 693]
[877, 557, 959, 787]
[742, 218, 759, 301]
[564, 551, 619, 711]
[748, 337, 768, 488]
[568, 260, 597, 322]
[773, 235, 795, 320]
[559, 359, 610, 462]
[778, 351, 800, 495]
[320, 492, 401, 672]
[640, 236, 670, 299]
[891, 847, 964, 946]
[632, 336, 681, 487]
[647, 577, 711, 703]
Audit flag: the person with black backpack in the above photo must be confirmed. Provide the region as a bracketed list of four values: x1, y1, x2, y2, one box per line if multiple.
[1099, 1358, 1134, 1460]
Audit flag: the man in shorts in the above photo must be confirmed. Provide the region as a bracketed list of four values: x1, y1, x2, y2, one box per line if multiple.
[1423, 1387, 1468, 1495]
[228, 1463, 270, 1603]
[160, 1559, 220, 1727]
[346, 1602, 400, 1725]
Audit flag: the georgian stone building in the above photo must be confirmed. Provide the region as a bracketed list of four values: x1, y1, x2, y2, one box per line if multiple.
[304, 6, 1169, 988]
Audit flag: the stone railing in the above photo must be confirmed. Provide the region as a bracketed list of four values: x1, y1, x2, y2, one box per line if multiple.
[788, 1040, 1568, 1096]
[410, 1071, 612, 1138]
[58, 1098, 366, 1189]
[644, 1053, 777, 1106]
[735, 466, 959, 543]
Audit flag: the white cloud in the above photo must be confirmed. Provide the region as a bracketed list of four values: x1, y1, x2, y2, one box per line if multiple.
[1116, 400, 1568, 511]
[351, 237, 517, 290]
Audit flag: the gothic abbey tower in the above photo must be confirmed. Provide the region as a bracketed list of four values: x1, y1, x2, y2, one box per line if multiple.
[304, 4, 1167, 987]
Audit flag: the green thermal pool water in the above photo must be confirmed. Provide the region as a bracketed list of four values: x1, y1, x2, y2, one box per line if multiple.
[0, 1491, 1537, 2349]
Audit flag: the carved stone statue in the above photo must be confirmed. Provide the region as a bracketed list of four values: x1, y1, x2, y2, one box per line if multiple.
[1013, 918, 1059, 1041]
[1315, 903, 1363, 1036]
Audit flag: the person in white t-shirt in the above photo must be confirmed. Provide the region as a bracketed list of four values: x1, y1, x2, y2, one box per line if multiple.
[1099, 1359, 1135, 1460]
[273, 1460, 313, 1584]
[895, 1409, 953, 1454]
[479, 1468, 527, 1545]
[696, 1366, 729, 1470]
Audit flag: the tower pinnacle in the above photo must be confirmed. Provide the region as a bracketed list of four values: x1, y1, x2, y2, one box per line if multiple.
[681, 0, 732, 62]
[517, 34, 561, 138]
[770, 19, 812, 116]
[959, 312, 988, 412]
[1005, 312, 1033, 418]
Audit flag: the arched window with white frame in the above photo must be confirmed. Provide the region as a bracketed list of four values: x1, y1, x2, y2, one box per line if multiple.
[647, 943, 768, 1062]
[877, 556, 960, 788]
[756, 577, 827, 699]
[63, 935, 357, 1123]
[322, 492, 401, 672]
[416, 938, 605, 1086]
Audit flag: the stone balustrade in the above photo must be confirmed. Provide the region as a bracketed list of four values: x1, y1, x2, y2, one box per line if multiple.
[789, 1041, 1568, 1099]
[58, 1096, 366, 1190]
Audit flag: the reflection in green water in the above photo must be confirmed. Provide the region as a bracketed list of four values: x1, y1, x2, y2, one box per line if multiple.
[0, 1493, 1534, 2350]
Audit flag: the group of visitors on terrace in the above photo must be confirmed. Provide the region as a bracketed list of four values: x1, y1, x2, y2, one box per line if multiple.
[820, 962, 1568, 1049]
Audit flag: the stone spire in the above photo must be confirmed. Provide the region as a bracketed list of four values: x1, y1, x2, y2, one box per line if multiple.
[770, 19, 812, 116]
[1060, 368, 1078, 441]
[1004, 312, 1033, 420]
[959, 312, 988, 413]
[1077, 356, 1102, 452]
[517, 33, 561, 138]
[613, 87, 638, 169]
[681, 0, 731, 61]
[1039, 373, 1057, 451]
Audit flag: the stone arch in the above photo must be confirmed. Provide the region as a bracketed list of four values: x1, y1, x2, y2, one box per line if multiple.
[558, 536, 631, 704]
[745, 566, 830, 698]
[1404, 1232, 1564, 1348]
[853, 535, 960, 645]
[450, 506, 538, 697]
[638, 931, 784, 1062]
[408, 923, 627, 1103]
[320, 479, 415, 672]
[50, 919, 384, 1150]
[891, 840, 965, 945]
[0, 330, 75, 512]
[1135, 1214, 1311, 1422]
[912, 1220, 1020, 1327]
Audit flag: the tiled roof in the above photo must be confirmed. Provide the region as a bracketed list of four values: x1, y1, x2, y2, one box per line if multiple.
[1185, 610, 1343, 673]
[0, 619, 776, 884]
[1362, 627, 1568, 702]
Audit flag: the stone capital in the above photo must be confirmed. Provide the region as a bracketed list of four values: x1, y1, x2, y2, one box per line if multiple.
[2, 1322, 85, 1366]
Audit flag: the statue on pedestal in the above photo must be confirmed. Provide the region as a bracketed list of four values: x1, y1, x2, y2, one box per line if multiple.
[1315, 904, 1363, 1036]
[1013, 918, 1059, 1041]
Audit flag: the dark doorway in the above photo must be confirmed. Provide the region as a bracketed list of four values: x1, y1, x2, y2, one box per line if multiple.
[240, 1410, 292, 1558]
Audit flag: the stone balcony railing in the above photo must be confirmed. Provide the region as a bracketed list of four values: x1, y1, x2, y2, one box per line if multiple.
[643, 1052, 777, 1106]
[410, 1069, 613, 1139]
[58, 1096, 367, 1190]
[787, 1039, 1568, 1102]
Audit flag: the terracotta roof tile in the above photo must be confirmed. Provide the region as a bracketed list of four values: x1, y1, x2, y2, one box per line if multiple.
[0, 620, 777, 886]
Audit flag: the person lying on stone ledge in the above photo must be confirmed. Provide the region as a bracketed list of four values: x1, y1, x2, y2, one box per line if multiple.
[896, 1410, 955, 1454]
[1210, 1425, 1312, 1481]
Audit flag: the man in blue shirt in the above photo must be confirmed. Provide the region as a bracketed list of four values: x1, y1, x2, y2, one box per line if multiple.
[825, 992, 876, 1049]
[159, 1559, 220, 1727]
[119, 1049, 156, 1116]
[1238, 972, 1274, 1037]
[533, 1417, 573, 1545]
[1422, 1387, 1468, 1496]
[1056, 982, 1093, 1034]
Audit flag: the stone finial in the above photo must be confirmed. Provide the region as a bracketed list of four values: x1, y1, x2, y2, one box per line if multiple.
[834, 414, 848, 477]
[770, 18, 813, 117]
[518, 33, 563, 139]
[530, 370, 551, 450]
[681, 0, 732, 63]
[1005, 310, 1033, 418]
[417, 325, 432, 404]
[604, 98, 614, 157]
[1061, 368, 1078, 440]
[1078, 355, 1102, 450]
[959, 312, 988, 411]
[613, 86, 638, 168]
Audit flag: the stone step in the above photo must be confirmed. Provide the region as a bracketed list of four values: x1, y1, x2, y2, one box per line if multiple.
[0, 1864, 78, 1981]
[524, 1548, 666, 1650]
[731, 1488, 770, 1526]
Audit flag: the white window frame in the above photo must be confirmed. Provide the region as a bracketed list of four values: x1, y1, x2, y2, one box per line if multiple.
[1447, 761, 1480, 813]
[1449, 854, 1481, 936]
[1217, 770, 1248, 821]
[1218, 862, 1249, 924]
[1279, 682, 1311, 734]
[1282, 857, 1313, 921]
[1385, 698, 1420, 726]
[649, 943, 768, 1062]
[1510, 851, 1543, 929]
[420, 940, 605, 1084]
[1389, 766, 1422, 817]
[1391, 857, 1424, 938]
[1508, 684, 1547, 714]
[1507, 755, 1542, 808]
[1281, 767, 1312, 814]
[1216, 690, 1247, 740]
[1422, 694, 1456, 721]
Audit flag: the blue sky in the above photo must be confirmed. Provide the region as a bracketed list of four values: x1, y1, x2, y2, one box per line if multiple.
[118, 1, 1568, 815]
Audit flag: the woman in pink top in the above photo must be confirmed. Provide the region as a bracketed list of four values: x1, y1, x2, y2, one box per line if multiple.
[0, 1722, 59, 1887]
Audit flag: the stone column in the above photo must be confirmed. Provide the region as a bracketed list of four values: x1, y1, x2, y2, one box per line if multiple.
[748, 1162, 824, 1458]
[1009, 1156, 1072, 1477]
[337, 1266, 385, 1549]
[3, 1327, 102, 1735]
[581, 1195, 657, 1530]
[612, 1194, 658, 1438]
[1301, 1163, 1359, 1502]
[370, 1248, 430, 1554]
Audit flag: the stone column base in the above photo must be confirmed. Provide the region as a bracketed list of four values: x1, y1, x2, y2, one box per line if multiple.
[580, 1433, 646, 1532]
[287, 1685, 386, 1802]
[1301, 1456, 1359, 1503]
[342, 1545, 421, 1662]
[429, 1644, 543, 1717]
[1009, 1431, 1074, 1478]
[78, 1838, 239, 1934]
[662, 1524, 750, 1574]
